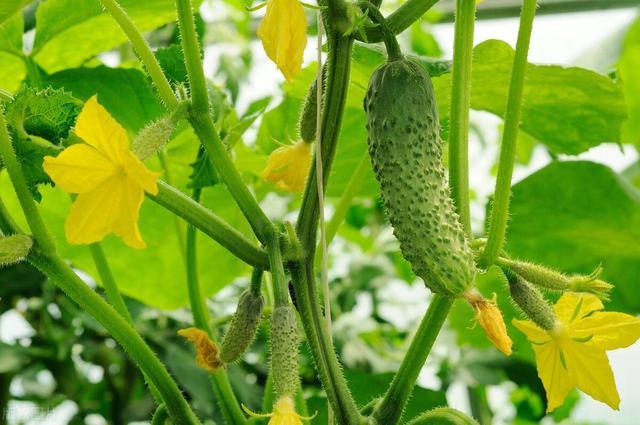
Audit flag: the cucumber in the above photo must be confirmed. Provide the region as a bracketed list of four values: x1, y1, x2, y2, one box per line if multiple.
[270, 304, 300, 399]
[364, 58, 475, 296]
[219, 289, 264, 363]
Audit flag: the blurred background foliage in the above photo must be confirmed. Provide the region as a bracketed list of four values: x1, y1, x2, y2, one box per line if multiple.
[0, 0, 639, 423]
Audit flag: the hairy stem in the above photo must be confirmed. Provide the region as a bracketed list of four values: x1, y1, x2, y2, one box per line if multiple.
[479, 0, 537, 268]
[175, 0, 272, 243]
[185, 189, 248, 425]
[372, 295, 453, 424]
[448, 0, 476, 236]
[99, 0, 178, 108]
[89, 243, 132, 322]
[147, 181, 269, 269]
[0, 113, 56, 255]
[29, 254, 201, 425]
[358, 0, 440, 42]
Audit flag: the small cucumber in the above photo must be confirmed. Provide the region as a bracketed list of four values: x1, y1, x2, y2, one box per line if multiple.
[220, 289, 264, 363]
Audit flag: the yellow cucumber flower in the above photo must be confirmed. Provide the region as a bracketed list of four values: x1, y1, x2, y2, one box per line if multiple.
[178, 327, 223, 372]
[257, 0, 308, 81]
[465, 290, 513, 356]
[243, 396, 315, 425]
[513, 293, 640, 412]
[43, 96, 159, 249]
[262, 140, 311, 192]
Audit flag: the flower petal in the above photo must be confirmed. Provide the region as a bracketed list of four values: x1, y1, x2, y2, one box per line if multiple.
[530, 340, 576, 412]
[123, 151, 159, 195]
[563, 339, 620, 410]
[257, 0, 308, 81]
[43, 144, 115, 194]
[554, 293, 603, 324]
[574, 311, 640, 350]
[512, 319, 550, 344]
[64, 174, 147, 248]
[262, 141, 311, 192]
[74, 96, 129, 163]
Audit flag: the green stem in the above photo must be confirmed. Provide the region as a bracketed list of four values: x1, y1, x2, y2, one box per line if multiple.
[0, 113, 56, 256]
[175, 0, 271, 242]
[358, 2, 403, 61]
[99, 0, 178, 108]
[479, 0, 537, 268]
[147, 181, 269, 269]
[185, 188, 210, 330]
[265, 226, 288, 307]
[151, 404, 168, 425]
[371, 295, 453, 424]
[250, 267, 264, 296]
[89, 243, 132, 322]
[313, 154, 369, 270]
[448, 0, 476, 237]
[158, 151, 186, 258]
[174, 0, 208, 112]
[358, 0, 440, 42]
[184, 188, 247, 425]
[23, 55, 42, 88]
[291, 30, 361, 425]
[29, 253, 201, 425]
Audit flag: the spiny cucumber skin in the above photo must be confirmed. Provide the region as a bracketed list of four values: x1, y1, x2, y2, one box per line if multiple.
[220, 289, 264, 363]
[506, 270, 556, 331]
[406, 407, 480, 425]
[364, 58, 475, 297]
[270, 305, 300, 399]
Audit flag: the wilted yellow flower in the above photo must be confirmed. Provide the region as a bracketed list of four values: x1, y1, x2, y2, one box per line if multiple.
[243, 396, 315, 425]
[262, 140, 311, 192]
[257, 0, 308, 81]
[43, 96, 158, 249]
[178, 327, 223, 372]
[466, 290, 513, 356]
[514, 293, 640, 412]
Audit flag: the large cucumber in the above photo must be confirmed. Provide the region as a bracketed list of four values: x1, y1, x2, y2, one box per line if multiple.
[364, 57, 475, 296]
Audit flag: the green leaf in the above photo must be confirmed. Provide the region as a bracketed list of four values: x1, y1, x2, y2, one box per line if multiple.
[432, 40, 627, 155]
[0, 0, 28, 26]
[0, 10, 22, 53]
[43, 66, 163, 133]
[619, 17, 640, 147]
[155, 44, 188, 85]
[0, 52, 24, 92]
[3, 87, 81, 200]
[504, 161, 640, 313]
[188, 147, 219, 189]
[32, 0, 202, 73]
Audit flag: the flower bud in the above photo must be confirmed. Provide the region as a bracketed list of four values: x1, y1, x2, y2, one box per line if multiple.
[406, 407, 480, 425]
[270, 304, 300, 399]
[0, 234, 33, 266]
[498, 258, 613, 301]
[220, 289, 264, 363]
[505, 269, 556, 331]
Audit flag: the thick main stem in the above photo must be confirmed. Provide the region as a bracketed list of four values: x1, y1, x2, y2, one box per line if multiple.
[29, 254, 201, 425]
[99, 0, 178, 108]
[479, 0, 537, 268]
[448, 0, 476, 237]
[175, 0, 272, 244]
[371, 295, 453, 424]
[147, 181, 269, 269]
[358, 0, 440, 42]
[291, 32, 361, 424]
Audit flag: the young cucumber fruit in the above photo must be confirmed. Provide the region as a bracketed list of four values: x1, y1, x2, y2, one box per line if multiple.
[364, 57, 475, 297]
[220, 289, 264, 363]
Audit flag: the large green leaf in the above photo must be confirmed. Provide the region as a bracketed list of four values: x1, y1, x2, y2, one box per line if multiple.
[504, 160, 640, 314]
[33, 0, 202, 72]
[619, 17, 640, 147]
[0, 11, 22, 54]
[43, 66, 163, 133]
[433, 40, 627, 155]
[0, 0, 28, 26]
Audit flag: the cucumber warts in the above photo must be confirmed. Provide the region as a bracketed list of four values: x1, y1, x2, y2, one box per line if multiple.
[220, 289, 264, 363]
[364, 58, 475, 296]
